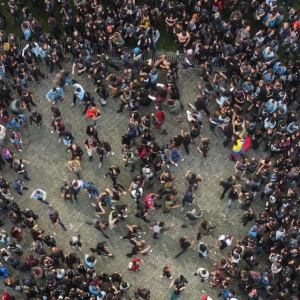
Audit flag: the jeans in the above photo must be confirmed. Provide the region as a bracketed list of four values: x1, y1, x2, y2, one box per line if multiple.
[104, 196, 114, 209]
[220, 186, 231, 199]
[73, 188, 81, 200]
[58, 219, 66, 229]
[37, 197, 50, 206]
[63, 138, 72, 146]
[227, 198, 233, 207]
[175, 248, 187, 258]
[183, 143, 190, 154]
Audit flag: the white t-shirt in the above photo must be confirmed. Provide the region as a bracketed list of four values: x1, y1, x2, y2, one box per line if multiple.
[0, 125, 6, 139]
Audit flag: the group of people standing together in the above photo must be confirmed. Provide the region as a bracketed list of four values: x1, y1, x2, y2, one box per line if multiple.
[1, 0, 300, 298]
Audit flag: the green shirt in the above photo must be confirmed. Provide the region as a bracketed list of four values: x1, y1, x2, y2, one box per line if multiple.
[169, 287, 181, 300]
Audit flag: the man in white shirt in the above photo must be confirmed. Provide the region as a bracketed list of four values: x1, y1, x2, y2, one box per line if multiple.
[0, 125, 6, 145]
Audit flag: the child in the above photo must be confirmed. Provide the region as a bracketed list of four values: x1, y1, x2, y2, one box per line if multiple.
[197, 138, 210, 158]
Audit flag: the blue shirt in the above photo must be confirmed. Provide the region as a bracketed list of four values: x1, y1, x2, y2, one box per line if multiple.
[73, 84, 85, 101]
[31, 189, 46, 199]
[266, 99, 277, 114]
[83, 182, 100, 197]
[46, 88, 64, 101]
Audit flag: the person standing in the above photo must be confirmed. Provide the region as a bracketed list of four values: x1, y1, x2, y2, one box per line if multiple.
[13, 158, 30, 180]
[167, 147, 184, 168]
[67, 159, 82, 179]
[217, 234, 233, 250]
[84, 137, 98, 162]
[10, 132, 22, 152]
[0, 125, 6, 146]
[30, 189, 52, 207]
[61, 182, 74, 203]
[29, 110, 42, 129]
[21, 90, 37, 112]
[71, 179, 83, 202]
[175, 236, 194, 258]
[194, 267, 209, 282]
[71, 83, 85, 107]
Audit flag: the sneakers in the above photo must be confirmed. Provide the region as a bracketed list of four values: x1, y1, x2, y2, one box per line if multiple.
[99, 162, 102, 168]
[48, 204, 53, 208]
[174, 163, 178, 167]
[180, 206, 185, 211]
[167, 164, 170, 169]
[91, 203, 96, 207]
[111, 206, 115, 210]
[71, 103, 75, 107]
[95, 213, 101, 218]
[189, 199, 195, 205]
[52, 102, 56, 105]
[89, 194, 91, 198]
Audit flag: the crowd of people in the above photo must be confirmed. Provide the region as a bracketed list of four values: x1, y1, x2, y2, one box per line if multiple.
[0, 0, 299, 299]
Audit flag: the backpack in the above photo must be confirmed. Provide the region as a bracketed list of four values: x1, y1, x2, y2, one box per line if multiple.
[26, 255, 39, 267]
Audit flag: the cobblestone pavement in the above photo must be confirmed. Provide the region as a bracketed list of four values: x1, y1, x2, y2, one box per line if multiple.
[0, 61, 267, 300]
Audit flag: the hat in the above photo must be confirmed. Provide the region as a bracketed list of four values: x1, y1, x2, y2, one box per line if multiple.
[202, 296, 213, 300]
[107, 26, 112, 31]
[133, 47, 140, 53]
[145, 168, 151, 174]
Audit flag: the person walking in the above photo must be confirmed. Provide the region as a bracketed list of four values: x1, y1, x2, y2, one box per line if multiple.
[219, 176, 236, 199]
[30, 188, 52, 207]
[169, 279, 185, 299]
[66, 143, 84, 161]
[10, 132, 22, 152]
[150, 222, 175, 239]
[180, 186, 195, 211]
[12, 178, 29, 196]
[90, 241, 113, 258]
[175, 236, 194, 258]
[104, 165, 121, 185]
[48, 211, 67, 231]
